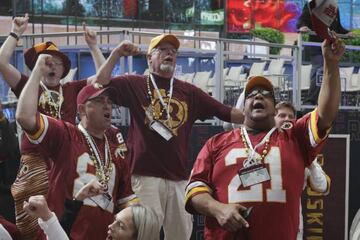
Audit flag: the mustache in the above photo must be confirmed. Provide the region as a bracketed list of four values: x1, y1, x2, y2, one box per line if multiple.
[160, 63, 174, 73]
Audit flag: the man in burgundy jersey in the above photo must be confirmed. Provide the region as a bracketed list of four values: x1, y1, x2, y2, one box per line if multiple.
[90, 34, 245, 239]
[15, 53, 138, 240]
[185, 37, 345, 240]
[0, 14, 125, 239]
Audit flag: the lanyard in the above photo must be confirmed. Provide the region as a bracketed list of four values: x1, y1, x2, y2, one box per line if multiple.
[40, 81, 63, 119]
[149, 74, 174, 120]
[242, 126, 276, 166]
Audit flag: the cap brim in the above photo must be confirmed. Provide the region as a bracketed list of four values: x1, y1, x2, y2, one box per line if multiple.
[245, 76, 274, 96]
[88, 87, 117, 103]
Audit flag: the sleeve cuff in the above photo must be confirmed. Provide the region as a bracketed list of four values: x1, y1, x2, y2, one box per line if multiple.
[308, 109, 331, 147]
[38, 212, 58, 230]
[185, 181, 213, 214]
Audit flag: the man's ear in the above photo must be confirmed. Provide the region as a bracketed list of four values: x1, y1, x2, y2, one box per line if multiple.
[78, 104, 86, 118]
[147, 53, 152, 65]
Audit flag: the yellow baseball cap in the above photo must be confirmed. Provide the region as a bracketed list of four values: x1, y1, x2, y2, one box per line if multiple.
[147, 34, 180, 54]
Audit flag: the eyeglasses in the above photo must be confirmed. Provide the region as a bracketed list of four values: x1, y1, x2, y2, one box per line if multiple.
[155, 47, 177, 55]
[52, 60, 63, 66]
[246, 89, 273, 99]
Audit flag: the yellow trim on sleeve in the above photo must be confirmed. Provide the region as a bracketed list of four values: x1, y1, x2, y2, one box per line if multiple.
[185, 186, 212, 204]
[310, 109, 331, 144]
[310, 110, 321, 143]
[27, 115, 45, 140]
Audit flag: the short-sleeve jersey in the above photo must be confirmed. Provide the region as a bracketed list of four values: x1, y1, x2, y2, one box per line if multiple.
[108, 74, 232, 180]
[185, 110, 329, 240]
[26, 114, 137, 240]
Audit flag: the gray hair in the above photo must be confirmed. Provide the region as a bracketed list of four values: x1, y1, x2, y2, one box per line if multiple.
[132, 204, 160, 240]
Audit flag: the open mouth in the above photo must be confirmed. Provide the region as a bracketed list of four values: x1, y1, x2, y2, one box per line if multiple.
[253, 102, 265, 110]
[163, 56, 173, 62]
[48, 72, 55, 77]
[104, 113, 111, 119]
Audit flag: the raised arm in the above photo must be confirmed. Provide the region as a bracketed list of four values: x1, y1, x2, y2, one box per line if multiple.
[90, 41, 140, 85]
[317, 37, 345, 133]
[83, 22, 106, 72]
[0, 14, 29, 88]
[16, 54, 53, 132]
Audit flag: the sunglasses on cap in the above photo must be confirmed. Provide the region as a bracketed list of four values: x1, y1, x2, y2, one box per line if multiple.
[246, 89, 273, 99]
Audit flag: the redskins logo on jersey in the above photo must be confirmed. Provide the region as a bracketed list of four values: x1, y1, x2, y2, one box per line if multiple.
[280, 121, 294, 129]
[144, 88, 188, 136]
[38, 90, 64, 118]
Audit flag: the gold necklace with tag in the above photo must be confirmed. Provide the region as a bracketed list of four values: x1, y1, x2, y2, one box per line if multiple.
[78, 124, 113, 190]
[240, 127, 271, 164]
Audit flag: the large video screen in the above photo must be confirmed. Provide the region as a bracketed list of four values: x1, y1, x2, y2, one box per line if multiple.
[226, 0, 302, 33]
[16, 0, 224, 28]
[12, 0, 358, 31]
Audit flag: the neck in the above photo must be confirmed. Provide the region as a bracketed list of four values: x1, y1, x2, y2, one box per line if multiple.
[151, 71, 173, 80]
[80, 121, 104, 139]
[41, 79, 60, 88]
[244, 119, 275, 132]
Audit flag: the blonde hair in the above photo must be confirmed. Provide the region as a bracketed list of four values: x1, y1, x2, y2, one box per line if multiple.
[132, 204, 159, 240]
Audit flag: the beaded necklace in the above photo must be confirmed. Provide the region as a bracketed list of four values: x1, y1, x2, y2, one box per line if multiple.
[240, 127, 271, 164]
[78, 124, 113, 188]
[39, 82, 63, 119]
[146, 76, 166, 120]
[146, 74, 174, 126]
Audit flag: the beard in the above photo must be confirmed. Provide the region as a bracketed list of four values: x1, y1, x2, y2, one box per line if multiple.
[160, 63, 174, 73]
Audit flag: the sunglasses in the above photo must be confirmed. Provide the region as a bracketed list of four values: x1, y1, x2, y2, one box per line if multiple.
[246, 89, 273, 99]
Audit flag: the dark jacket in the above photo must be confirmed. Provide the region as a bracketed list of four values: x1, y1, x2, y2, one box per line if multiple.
[0, 117, 20, 185]
[296, 3, 349, 56]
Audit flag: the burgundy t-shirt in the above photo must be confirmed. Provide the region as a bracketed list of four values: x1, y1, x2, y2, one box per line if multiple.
[12, 74, 86, 155]
[12, 74, 86, 124]
[109, 74, 232, 180]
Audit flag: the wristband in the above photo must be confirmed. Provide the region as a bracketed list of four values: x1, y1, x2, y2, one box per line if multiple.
[9, 32, 19, 41]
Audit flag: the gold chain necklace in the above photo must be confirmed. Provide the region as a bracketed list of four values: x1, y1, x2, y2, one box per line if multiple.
[146, 75, 167, 120]
[78, 124, 113, 188]
[240, 127, 270, 163]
